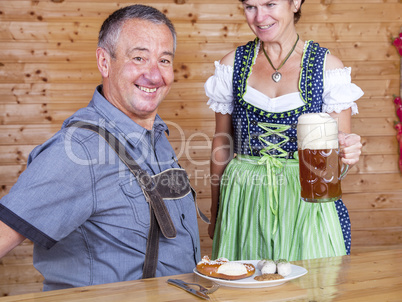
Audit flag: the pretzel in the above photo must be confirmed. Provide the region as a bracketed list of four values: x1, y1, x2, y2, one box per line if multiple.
[196, 256, 255, 280]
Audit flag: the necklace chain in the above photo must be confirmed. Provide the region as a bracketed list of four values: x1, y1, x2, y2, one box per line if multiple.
[261, 34, 299, 83]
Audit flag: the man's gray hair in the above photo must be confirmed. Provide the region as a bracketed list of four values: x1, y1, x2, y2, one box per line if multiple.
[98, 4, 177, 58]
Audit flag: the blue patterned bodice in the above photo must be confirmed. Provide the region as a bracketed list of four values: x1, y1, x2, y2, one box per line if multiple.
[232, 38, 329, 159]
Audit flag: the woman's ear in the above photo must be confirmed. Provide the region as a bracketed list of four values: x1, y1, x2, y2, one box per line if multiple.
[96, 47, 110, 78]
[293, 0, 299, 12]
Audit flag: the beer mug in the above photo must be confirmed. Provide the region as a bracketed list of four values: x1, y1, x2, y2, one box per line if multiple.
[297, 113, 349, 203]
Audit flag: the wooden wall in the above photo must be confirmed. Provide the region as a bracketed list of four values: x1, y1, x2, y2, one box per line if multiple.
[1, 0, 401, 297]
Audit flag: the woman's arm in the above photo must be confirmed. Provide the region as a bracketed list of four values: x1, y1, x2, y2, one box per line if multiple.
[209, 112, 234, 239]
[325, 54, 362, 167]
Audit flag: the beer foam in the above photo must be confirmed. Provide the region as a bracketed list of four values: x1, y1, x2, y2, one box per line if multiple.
[297, 113, 338, 150]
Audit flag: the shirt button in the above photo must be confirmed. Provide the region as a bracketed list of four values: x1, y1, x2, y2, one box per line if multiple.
[289, 137, 297, 142]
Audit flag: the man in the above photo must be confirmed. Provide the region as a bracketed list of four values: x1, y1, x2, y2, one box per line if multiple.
[0, 5, 201, 291]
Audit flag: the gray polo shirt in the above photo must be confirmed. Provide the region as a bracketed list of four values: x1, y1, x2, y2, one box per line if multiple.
[0, 85, 201, 291]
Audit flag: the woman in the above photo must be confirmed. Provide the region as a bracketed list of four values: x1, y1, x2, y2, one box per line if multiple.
[205, 0, 363, 261]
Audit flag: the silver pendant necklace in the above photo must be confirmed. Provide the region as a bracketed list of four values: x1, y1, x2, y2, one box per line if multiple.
[261, 34, 299, 83]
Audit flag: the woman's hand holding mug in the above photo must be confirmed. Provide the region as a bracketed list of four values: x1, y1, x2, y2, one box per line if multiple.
[338, 132, 362, 166]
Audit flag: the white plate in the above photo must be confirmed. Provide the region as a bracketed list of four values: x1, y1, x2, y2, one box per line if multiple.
[193, 260, 307, 288]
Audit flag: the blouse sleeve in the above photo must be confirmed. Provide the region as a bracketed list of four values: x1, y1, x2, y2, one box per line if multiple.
[204, 61, 234, 115]
[322, 67, 364, 115]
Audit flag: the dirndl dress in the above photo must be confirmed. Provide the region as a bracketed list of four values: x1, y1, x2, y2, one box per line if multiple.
[211, 39, 351, 261]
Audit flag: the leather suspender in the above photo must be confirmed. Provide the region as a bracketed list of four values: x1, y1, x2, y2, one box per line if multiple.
[66, 121, 182, 278]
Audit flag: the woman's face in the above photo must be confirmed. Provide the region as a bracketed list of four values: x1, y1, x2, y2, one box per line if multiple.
[242, 0, 296, 42]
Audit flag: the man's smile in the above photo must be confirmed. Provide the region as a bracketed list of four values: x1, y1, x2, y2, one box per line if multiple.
[136, 85, 157, 93]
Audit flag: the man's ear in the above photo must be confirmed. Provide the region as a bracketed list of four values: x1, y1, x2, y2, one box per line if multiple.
[96, 47, 110, 78]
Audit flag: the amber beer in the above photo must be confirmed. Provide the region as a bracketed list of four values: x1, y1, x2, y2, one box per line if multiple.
[297, 113, 349, 203]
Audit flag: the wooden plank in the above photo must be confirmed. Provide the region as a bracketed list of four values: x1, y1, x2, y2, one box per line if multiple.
[4, 103, 398, 136]
[351, 117, 397, 136]
[0, 82, 209, 104]
[0, 264, 43, 285]
[0, 184, 12, 199]
[0, 240, 34, 266]
[0, 283, 43, 297]
[0, 62, 100, 84]
[0, 60, 395, 88]
[349, 210, 402, 229]
[0, 165, 25, 182]
[0, 41, 98, 63]
[0, 40, 399, 80]
[350, 245, 402, 254]
[351, 228, 402, 245]
[2, 22, 401, 44]
[5, 0, 397, 3]
[352, 154, 401, 173]
[343, 192, 402, 211]
[0, 85, 398, 120]
[342, 173, 402, 193]
[0, 145, 35, 165]
[361, 136, 399, 155]
[355, 96, 398, 118]
[348, 61, 401, 80]
[0, 86, 396, 121]
[174, 154, 402, 176]
[0, 103, 82, 125]
[0, 2, 400, 23]
[0, 124, 62, 145]
[0, 83, 95, 104]
[0, 122, 215, 145]
[4, 140, 401, 176]
[0, 124, 398, 150]
[2, 156, 401, 190]
[0, 143, 208, 167]
[0, 128, 397, 162]
[0, 2, 244, 22]
[0, 101, 213, 124]
[0, 21, 102, 42]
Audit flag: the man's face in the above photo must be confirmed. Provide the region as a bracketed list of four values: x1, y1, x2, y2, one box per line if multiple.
[98, 18, 175, 129]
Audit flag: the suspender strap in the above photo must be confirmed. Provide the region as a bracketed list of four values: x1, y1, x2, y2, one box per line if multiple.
[143, 209, 160, 278]
[66, 121, 176, 278]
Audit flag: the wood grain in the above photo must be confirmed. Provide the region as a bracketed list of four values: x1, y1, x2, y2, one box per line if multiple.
[0, 249, 400, 302]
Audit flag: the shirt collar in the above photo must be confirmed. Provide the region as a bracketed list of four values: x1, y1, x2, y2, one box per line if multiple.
[65, 85, 169, 147]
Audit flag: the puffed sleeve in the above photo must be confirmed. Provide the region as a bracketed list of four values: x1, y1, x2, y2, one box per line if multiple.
[204, 61, 234, 114]
[322, 67, 364, 115]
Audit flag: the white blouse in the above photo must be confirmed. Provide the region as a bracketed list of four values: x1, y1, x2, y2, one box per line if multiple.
[205, 61, 364, 115]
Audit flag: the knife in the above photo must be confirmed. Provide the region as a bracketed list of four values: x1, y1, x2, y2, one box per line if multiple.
[167, 279, 210, 300]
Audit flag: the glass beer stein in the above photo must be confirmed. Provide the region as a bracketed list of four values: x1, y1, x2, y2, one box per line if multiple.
[297, 113, 349, 203]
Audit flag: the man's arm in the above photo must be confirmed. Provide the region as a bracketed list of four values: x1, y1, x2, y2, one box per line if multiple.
[0, 220, 26, 258]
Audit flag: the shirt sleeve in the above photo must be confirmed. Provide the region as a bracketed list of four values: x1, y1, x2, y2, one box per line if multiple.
[322, 67, 364, 115]
[204, 61, 234, 115]
[0, 133, 95, 249]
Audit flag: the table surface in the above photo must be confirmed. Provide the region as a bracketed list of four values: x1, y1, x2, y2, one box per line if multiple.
[1, 249, 401, 301]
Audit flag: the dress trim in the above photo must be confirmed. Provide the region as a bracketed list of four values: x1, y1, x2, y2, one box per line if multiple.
[234, 39, 328, 119]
